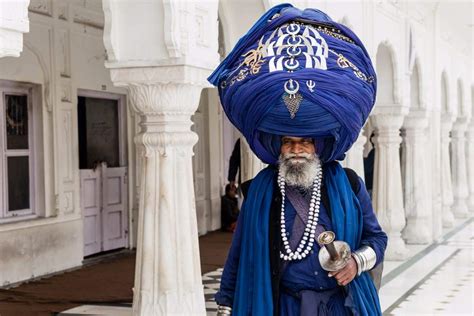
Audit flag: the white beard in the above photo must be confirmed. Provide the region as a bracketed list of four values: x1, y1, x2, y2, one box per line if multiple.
[278, 152, 321, 189]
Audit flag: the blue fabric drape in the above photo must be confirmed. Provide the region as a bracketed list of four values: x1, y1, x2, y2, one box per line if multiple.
[233, 163, 382, 315]
[232, 168, 275, 315]
[324, 162, 382, 315]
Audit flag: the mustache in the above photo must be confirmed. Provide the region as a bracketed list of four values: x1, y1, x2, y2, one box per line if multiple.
[281, 152, 314, 161]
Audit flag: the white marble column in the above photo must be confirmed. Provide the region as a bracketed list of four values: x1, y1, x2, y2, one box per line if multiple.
[342, 130, 366, 181]
[429, 110, 443, 241]
[401, 113, 432, 244]
[111, 67, 207, 316]
[466, 122, 474, 212]
[0, 0, 29, 57]
[370, 113, 408, 260]
[440, 115, 455, 227]
[241, 137, 266, 182]
[451, 118, 470, 218]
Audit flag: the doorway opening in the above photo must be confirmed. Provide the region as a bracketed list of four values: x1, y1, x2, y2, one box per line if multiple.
[77, 90, 128, 257]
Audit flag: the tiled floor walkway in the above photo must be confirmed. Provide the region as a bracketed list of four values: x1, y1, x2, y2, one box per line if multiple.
[382, 219, 473, 315]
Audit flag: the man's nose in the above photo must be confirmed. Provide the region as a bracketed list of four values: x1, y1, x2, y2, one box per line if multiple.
[290, 142, 304, 153]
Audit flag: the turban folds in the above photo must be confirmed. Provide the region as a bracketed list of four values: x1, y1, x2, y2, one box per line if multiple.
[208, 4, 377, 164]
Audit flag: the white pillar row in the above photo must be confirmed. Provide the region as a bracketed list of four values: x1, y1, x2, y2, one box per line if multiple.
[450, 117, 470, 218]
[440, 114, 456, 227]
[0, 0, 30, 57]
[467, 121, 474, 212]
[240, 137, 266, 182]
[370, 111, 409, 260]
[342, 130, 367, 180]
[401, 113, 432, 244]
[110, 67, 207, 316]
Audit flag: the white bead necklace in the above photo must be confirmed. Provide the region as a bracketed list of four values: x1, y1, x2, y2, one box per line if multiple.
[278, 166, 323, 261]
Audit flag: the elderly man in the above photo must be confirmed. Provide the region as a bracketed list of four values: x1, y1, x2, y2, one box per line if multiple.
[208, 4, 387, 315]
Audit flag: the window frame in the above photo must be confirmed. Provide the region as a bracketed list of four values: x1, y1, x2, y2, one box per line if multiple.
[0, 83, 39, 220]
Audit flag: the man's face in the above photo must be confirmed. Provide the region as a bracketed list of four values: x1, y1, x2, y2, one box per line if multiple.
[280, 136, 316, 163]
[279, 136, 319, 188]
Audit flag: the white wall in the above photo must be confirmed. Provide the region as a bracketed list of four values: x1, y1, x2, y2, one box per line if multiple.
[0, 0, 128, 286]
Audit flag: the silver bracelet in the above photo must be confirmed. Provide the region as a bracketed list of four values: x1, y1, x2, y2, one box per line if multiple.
[351, 245, 377, 276]
[217, 305, 232, 316]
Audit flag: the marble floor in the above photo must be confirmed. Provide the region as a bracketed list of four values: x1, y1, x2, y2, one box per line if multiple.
[381, 218, 473, 315]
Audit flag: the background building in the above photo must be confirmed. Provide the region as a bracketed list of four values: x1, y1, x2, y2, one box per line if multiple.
[0, 0, 472, 314]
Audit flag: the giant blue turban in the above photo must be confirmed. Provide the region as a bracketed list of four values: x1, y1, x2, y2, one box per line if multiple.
[208, 4, 376, 164]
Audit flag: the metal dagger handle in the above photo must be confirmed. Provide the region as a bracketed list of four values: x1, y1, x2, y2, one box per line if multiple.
[317, 231, 340, 261]
[324, 241, 340, 261]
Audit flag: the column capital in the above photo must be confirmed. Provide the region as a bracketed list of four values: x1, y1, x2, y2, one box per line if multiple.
[403, 110, 429, 130]
[369, 112, 404, 130]
[452, 119, 468, 134]
[441, 112, 456, 125]
[112, 67, 211, 160]
[110, 65, 210, 115]
[110, 65, 212, 86]
[454, 115, 469, 127]
[371, 103, 409, 118]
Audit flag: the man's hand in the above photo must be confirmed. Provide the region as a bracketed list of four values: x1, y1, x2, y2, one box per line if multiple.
[328, 258, 358, 286]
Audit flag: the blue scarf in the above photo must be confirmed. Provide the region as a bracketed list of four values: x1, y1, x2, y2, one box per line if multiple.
[233, 162, 381, 315]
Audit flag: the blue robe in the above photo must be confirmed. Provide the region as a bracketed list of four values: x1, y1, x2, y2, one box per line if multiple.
[215, 170, 387, 315]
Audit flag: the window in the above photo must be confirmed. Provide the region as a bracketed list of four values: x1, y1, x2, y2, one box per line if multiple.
[0, 82, 40, 220]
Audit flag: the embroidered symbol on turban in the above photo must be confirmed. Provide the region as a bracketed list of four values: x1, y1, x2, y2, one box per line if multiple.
[335, 52, 373, 82]
[265, 22, 328, 118]
[306, 80, 316, 92]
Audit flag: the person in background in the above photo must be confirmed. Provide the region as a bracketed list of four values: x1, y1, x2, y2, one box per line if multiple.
[363, 133, 375, 198]
[221, 183, 239, 232]
[228, 138, 241, 189]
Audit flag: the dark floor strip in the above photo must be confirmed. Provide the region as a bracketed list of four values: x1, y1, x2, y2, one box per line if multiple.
[382, 249, 462, 315]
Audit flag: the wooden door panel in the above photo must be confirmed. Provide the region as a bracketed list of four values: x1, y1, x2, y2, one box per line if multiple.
[102, 166, 128, 251]
[80, 169, 101, 256]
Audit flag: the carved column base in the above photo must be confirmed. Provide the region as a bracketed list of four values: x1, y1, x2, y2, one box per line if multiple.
[442, 204, 455, 228]
[401, 114, 432, 244]
[385, 232, 410, 260]
[451, 201, 469, 218]
[402, 219, 432, 244]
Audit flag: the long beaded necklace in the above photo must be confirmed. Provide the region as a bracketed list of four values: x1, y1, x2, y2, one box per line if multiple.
[278, 165, 323, 261]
